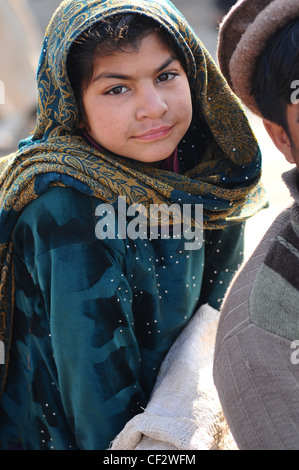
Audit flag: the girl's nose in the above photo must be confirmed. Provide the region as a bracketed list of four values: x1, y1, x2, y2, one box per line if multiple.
[135, 85, 168, 120]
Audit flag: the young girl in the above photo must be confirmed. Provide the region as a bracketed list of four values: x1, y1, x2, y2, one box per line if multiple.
[0, 0, 266, 450]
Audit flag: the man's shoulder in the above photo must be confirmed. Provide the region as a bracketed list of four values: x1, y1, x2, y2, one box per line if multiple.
[250, 206, 299, 341]
[217, 205, 297, 344]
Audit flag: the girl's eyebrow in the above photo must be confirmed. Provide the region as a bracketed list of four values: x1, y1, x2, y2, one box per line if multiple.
[92, 56, 176, 83]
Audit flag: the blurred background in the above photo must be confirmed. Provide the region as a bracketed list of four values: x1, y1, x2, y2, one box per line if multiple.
[0, 0, 293, 259]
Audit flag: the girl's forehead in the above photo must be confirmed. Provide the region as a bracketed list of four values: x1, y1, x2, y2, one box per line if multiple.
[94, 30, 172, 56]
[91, 32, 178, 74]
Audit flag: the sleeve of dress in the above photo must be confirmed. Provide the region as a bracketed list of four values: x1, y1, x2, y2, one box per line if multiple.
[199, 222, 245, 310]
[14, 186, 146, 450]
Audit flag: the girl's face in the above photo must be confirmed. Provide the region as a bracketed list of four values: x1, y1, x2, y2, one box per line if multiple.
[80, 32, 193, 164]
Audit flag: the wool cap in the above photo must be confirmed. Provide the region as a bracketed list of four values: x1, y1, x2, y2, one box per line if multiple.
[217, 0, 299, 116]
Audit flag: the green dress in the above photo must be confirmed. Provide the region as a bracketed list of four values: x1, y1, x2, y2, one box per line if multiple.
[0, 186, 244, 450]
[0, 0, 266, 450]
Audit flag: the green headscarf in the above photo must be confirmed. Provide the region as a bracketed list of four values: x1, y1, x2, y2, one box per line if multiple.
[0, 0, 267, 392]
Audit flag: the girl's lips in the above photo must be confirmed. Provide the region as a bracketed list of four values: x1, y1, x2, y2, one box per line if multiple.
[133, 125, 174, 141]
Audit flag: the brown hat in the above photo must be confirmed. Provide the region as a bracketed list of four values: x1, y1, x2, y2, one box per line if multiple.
[217, 0, 299, 116]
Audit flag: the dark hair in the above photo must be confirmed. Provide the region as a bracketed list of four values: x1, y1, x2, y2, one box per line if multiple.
[251, 17, 299, 136]
[67, 14, 186, 124]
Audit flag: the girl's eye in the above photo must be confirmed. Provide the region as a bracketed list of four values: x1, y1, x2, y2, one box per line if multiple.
[106, 86, 128, 96]
[157, 72, 178, 83]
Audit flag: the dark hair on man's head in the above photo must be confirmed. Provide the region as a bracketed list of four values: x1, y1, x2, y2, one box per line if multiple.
[251, 17, 299, 135]
[67, 14, 186, 124]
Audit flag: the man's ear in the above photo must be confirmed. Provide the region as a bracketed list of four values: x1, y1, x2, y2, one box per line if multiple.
[263, 119, 295, 164]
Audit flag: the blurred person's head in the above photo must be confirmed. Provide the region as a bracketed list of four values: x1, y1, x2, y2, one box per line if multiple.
[251, 17, 299, 167]
[218, 0, 299, 169]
